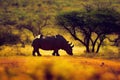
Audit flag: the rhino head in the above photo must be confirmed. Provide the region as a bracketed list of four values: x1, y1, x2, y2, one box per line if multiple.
[64, 41, 74, 56]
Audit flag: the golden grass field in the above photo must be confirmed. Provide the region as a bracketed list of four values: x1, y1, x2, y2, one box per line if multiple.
[0, 56, 120, 80]
[0, 45, 120, 80]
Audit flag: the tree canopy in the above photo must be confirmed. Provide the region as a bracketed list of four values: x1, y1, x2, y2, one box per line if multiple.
[56, 8, 120, 53]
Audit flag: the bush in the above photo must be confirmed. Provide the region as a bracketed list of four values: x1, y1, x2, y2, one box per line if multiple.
[0, 32, 20, 46]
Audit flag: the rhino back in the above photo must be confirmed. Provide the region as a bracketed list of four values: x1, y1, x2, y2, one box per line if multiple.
[32, 35, 68, 50]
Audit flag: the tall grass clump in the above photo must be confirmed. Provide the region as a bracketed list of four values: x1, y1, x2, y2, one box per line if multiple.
[0, 45, 32, 56]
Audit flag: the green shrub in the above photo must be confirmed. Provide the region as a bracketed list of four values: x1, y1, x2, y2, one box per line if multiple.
[0, 32, 20, 46]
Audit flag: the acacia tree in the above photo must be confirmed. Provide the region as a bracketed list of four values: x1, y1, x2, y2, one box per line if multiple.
[16, 13, 50, 37]
[91, 8, 120, 53]
[0, 0, 52, 46]
[82, 0, 120, 48]
[0, 0, 51, 37]
[56, 11, 93, 53]
[56, 8, 120, 53]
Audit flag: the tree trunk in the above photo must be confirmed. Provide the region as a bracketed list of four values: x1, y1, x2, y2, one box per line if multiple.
[92, 43, 95, 52]
[84, 32, 92, 53]
[92, 34, 101, 53]
[96, 42, 102, 53]
[96, 38, 104, 53]
[86, 45, 90, 53]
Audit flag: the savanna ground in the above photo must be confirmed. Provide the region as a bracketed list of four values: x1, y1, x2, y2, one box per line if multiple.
[0, 45, 120, 80]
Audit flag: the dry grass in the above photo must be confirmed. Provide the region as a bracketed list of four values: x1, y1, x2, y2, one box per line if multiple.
[0, 56, 120, 80]
[0, 45, 85, 56]
[0, 44, 120, 58]
[0, 45, 120, 80]
[0, 45, 32, 56]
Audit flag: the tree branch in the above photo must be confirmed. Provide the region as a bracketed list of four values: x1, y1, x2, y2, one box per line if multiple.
[40, 16, 50, 28]
[106, 36, 119, 42]
[96, 34, 105, 53]
[91, 33, 102, 52]
[63, 25, 86, 46]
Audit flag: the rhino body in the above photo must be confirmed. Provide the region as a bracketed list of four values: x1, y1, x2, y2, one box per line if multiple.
[32, 35, 74, 56]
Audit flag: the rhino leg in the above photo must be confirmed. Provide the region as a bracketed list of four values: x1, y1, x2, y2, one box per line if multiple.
[52, 50, 60, 56]
[33, 48, 41, 56]
[36, 50, 41, 56]
[56, 53, 60, 56]
[52, 51, 55, 56]
[32, 50, 36, 56]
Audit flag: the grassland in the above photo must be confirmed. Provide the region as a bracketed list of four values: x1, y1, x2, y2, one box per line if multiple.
[0, 45, 120, 80]
[0, 56, 120, 80]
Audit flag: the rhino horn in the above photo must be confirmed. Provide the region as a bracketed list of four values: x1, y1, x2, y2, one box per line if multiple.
[71, 45, 74, 48]
[69, 42, 72, 45]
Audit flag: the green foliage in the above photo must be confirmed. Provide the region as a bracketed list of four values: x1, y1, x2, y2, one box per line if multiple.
[0, 0, 52, 37]
[92, 9, 120, 34]
[0, 31, 20, 46]
[56, 11, 84, 27]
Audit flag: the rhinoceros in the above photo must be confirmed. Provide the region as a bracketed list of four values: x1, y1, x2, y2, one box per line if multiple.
[32, 35, 74, 56]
